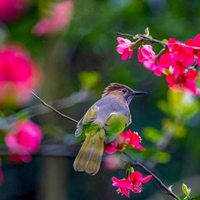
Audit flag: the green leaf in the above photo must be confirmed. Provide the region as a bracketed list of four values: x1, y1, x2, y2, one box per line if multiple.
[143, 127, 162, 143]
[182, 183, 191, 197]
[79, 71, 100, 90]
[153, 151, 171, 163]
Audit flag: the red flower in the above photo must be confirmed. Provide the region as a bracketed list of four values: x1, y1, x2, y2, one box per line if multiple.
[5, 120, 43, 162]
[138, 45, 163, 76]
[167, 38, 194, 67]
[0, 45, 40, 105]
[116, 37, 134, 61]
[105, 130, 145, 154]
[33, 0, 73, 36]
[112, 177, 133, 198]
[112, 171, 152, 198]
[186, 34, 200, 66]
[0, 0, 29, 23]
[166, 68, 198, 94]
[128, 171, 152, 193]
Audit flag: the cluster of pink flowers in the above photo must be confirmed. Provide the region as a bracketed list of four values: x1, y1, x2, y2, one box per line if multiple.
[0, 45, 40, 106]
[105, 129, 145, 154]
[5, 120, 43, 162]
[0, 0, 29, 23]
[33, 0, 73, 36]
[112, 171, 152, 198]
[116, 34, 200, 94]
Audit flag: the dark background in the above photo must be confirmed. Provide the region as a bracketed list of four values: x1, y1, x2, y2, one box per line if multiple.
[0, 0, 200, 199]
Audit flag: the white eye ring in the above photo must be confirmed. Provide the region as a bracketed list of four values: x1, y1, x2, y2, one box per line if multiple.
[122, 88, 128, 94]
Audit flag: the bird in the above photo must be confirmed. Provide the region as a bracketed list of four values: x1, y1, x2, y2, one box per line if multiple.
[73, 83, 146, 175]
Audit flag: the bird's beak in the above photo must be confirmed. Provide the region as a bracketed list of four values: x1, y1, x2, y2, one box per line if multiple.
[132, 90, 147, 96]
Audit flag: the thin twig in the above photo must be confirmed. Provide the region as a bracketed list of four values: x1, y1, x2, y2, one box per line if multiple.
[116, 32, 200, 50]
[31, 91, 78, 124]
[124, 153, 180, 200]
[135, 34, 168, 46]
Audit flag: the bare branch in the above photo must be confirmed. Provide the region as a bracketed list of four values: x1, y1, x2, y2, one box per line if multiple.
[31, 91, 78, 124]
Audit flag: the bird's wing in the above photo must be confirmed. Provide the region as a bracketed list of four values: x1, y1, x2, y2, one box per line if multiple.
[105, 112, 129, 143]
[75, 105, 99, 137]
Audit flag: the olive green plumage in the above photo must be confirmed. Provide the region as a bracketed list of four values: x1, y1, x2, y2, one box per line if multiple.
[73, 83, 145, 175]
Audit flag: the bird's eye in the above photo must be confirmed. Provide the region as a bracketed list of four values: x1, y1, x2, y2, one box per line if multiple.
[122, 88, 128, 94]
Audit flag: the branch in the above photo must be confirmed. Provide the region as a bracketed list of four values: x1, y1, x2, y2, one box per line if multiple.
[124, 153, 180, 200]
[31, 91, 78, 124]
[116, 32, 200, 50]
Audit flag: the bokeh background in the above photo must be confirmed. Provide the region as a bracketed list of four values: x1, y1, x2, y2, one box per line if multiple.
[0, 0, 200, 200]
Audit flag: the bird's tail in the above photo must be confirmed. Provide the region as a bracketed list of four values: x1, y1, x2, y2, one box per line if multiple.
[73, 129, 105, 175]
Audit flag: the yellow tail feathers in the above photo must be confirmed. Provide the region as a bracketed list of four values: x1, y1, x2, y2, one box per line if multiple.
[73, 130, 105, 175]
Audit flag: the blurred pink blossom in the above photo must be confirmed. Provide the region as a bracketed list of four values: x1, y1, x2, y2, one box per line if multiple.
[0, 0, 29, 23]
[103, 154, 122, 170]
[33, 0, 73, 36]
[5, 120, 43, 162]
[0, 45, 40, 106]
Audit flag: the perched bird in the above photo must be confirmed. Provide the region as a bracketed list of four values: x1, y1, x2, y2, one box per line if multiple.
[73, 83, 145, 175]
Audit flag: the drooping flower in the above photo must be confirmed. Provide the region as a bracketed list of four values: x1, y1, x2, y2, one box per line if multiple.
[116, 37, 134, 61]
[112, 176, 133, 198]
[128, 171, 152, 193]
[166, 68, 198, 94]
[112, 171, 152, 198]
[33, 0, 73, 36]
[0, 45, 40, 106]
[0, 0, 29, 23]
[138, 45, 163, 76]
[105, 130, 145, 154]
[5, 120, 43, 162]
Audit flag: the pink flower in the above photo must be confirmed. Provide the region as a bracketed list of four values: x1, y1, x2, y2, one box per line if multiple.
[33, 0, 73, 36]
[138, 45, 163, 76]
[167, 38, 194, 67]
[128, 171, 152, 193]
[112, 177, 133, 198]
[5, 120, 43, 162]
[105, 130, 145, 154]
[120, 130, 146, 151]
[0, 0, 29, 23]
[112, 171, 152, 198]
[186, 34, 200, 66]
[116, 37, 134, 61]
[166, 68, 198, 94]
[0, 45, 40, 106]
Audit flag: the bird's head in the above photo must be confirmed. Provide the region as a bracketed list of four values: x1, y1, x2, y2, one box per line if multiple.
[102, 83, 146, 104]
